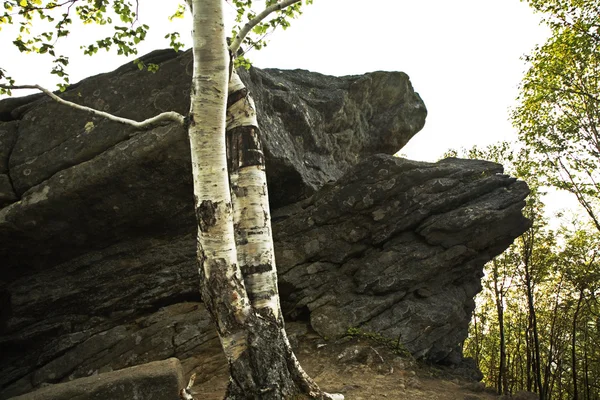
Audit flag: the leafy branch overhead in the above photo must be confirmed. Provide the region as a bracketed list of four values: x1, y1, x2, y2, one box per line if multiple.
[0, 0, 312, 93]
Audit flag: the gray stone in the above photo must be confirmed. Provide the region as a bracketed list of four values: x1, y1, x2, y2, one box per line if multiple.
[1, 49, 425, 205]
[0, 302, 219, 399]
[0, 49, 426, 279]
[0, 154, 529, 397]
[273, 155, 530, 363]
[0, 50, 528, 398]
[0, 174, 17, 206]
[0, 121, 18, 207]
[0, 121, 18, 174]
[7, 358, 185, 400]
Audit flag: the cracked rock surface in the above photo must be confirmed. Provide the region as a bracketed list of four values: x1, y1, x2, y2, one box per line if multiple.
[0, 49, 528, 398]
[0, 48, 426, 280]
[0, 154, 529, 398]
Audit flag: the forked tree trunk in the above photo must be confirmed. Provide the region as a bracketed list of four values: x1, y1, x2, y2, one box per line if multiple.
[188, 1, 338, 398]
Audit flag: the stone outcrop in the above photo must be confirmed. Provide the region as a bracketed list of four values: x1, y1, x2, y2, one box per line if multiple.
[0, 153, 529, 398]
[0, 49, 529, 399]
[273, 155, 530, 363]
[8, 358, 185, 400]
[0, 48, 426, 279]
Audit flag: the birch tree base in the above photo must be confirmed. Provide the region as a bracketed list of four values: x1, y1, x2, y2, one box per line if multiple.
[224, 316, 323, 400]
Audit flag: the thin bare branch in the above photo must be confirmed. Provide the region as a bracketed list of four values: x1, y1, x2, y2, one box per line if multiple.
[1, 84, 185, 129]
[228, 0, 302, 55]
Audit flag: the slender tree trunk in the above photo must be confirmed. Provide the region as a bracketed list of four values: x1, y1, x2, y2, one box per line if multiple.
[527, 316, 533, 392]
[527, 275, 544, 400]
[188, 0, 252, 369]
[492, 262, 508, 395]
[224, 71, 325, 398]
[522, 230, 544, 400]
[544, 277, 562, 399]
[516, 312, 525, 392]
[472, 312, 481, 367]
[583, 323, 590, 400]
[572, 288, 584, 400]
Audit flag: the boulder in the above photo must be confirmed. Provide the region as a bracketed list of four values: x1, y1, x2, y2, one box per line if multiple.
[274, 155, 530, 361]
[1, 48, 425, 205]
[0, 48, 426, 279]
[7, 358, 185, 400]
[0, 153, 529, 398]
[0, 121, 18, 207]
[0, 49, 529, 398]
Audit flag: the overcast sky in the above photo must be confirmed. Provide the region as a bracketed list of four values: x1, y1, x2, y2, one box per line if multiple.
[2, 0, 551, 161]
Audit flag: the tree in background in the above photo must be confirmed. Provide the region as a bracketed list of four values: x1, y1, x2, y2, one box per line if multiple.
[454, 143, 600, 399]
[513, 0, 600, 232]
[0, 1, 343, 398]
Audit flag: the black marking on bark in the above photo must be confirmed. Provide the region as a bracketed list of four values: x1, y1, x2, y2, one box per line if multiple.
[227, 126, 264, 172]
[247, 290, 277, 303]
[199, 257, 247, 336]
[225, 315, 309, 399]
[227, 87, 248, 107]
[186, 113, 195, 128]
[196, 199, 219, 232]
[241, 263, 273, 276]
[228, 49, 234, 81]
[235, 229, 249, 245]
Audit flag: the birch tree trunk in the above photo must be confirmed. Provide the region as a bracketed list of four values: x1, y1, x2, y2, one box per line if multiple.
[187, 1, 339, 398]
[226, 72, 327, 399]
[187, 0, 252, 366]
[2, 0, 339, 397]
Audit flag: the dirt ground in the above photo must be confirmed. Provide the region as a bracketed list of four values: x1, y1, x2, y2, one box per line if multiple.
[190, 322, 500, 400]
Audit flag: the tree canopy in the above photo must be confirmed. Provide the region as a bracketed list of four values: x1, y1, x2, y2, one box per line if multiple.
[512, 0, 600, 231]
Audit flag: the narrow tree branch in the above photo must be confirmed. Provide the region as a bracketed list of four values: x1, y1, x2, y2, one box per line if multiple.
[1, 84, 185, 129]
[228, 0, 302, 55]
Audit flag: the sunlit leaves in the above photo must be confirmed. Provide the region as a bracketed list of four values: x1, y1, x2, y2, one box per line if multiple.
[168, 2, 185, 22]
[0, 66, 15, 95]
[514, 0, 600, 232]
[1, 0, 155, 89]
[229, 0, 311, 65]
[164, 31, 183, 52]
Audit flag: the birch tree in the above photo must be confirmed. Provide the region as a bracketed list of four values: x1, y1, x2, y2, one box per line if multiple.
[0, 1, 342, 398]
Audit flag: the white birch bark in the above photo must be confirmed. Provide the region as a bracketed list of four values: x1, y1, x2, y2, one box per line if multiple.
[227, 71, 280, 319]
[226, 71, 342, 400]
[187, 0, 250, 363]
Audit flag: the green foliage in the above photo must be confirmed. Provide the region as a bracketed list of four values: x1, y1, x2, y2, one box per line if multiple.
[230, 0, 311, 63]
[0, 66, 15, 95]
[0, 0, 314, 91]
[0, 0, 156, 87]
[512, 0, 600, 232]
[454, 143, 600, 398]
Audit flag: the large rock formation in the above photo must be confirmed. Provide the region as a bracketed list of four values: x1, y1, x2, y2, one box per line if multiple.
[0, 48, 426, 278]
[0, 49, 529, 398]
